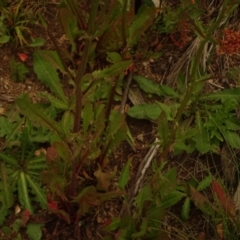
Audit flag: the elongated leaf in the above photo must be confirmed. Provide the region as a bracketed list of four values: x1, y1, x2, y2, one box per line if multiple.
[131, 218, 148, 238]
[118, 158, 132, 189]
[133, 75, 178, 97]
[58, 6, 78, 52]
[60, 110, 74, 134]
[128, 6, 155, 46]
[16, 96, 65, 138]
[104, 217, 121, 232]
[26, 223, 44, 240]
[160, 190, 185, 209]
[38, 92, 68, 110]
[34, 51, 68, 103]
[199, 88, 240, 101]
[19, 171, 33, 213]
[212, 181, 236, 217]
[37, 50, 67, 74]
[189, 186, 212, 215]
[197, 175, 213, 191]
[157, 112, 169, 148]
[28, 156, 46, 166]
[181, 197, 191, 221]
[223, 130, 240, 149]
[157, 102, 176, 120]
[0, 115, 23, 150]
[0, 116, 16, 137]
[194, 112, 211, 154]
[28, 37, 46, 47]
[25, 174, 47, 208]
[135, 184, 152, 213]
[0, 162, 13, 208]
[128, 103, 162, 120]
[0, 153, 19, 167]
[92, 60, 131, 79]
[0, 203, 8, 225]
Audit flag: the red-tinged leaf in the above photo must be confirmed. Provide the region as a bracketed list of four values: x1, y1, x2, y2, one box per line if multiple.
[21, 210, 31, 227]
[50, 208, 71, 224]
[212, 181, 227, 203]
[47, 195, 58, 210]
[18, 53, 28, 62]
[189, 186, 213, 215]
[128, 63, 134, 73]
[104, 218, 112, 227]
[48, 200, 58, 210]
[212, 181, 236, 217]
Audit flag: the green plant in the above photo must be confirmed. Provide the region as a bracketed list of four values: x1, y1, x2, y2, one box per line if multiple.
[0, 113, 50, 223]
[1, 0, 240, 239]
[9, 58, 29, 83]
[116, 0, 240, 238]
[0, 0, 158, 238]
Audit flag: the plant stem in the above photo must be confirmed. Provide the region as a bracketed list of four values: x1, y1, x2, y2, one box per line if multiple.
[72, 0, 99, 133]
[69, 0, 100, 198]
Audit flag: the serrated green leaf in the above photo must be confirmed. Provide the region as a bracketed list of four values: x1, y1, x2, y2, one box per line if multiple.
[16, 96, 65, 138]
[0, 116, 16, 137]
[38, 92, 68, 110]
[1, 115, 24, 149]
[26, 223, 44, 240]
[104, 217, 121, 232]
[194, 112, 211, 154]
[19, 171, 33, 213]
[128, 103, 162, 120]
[225, 119, 240, 131]
[107, 52, 122, 63]
[181, 197, 191, 221]
[0, 203, 8, 225]
[33, 51, 67, 103]
[0, 152, 19, 166]
[128, 6, 155, 46]
[60, 110, 74, 134]
[92, 60, 131, 79]
[25, 174, 47, 208]
[199, 88, 240, 102]
[118, 158, 132, 189]
[133, 75, 178, 97]
[28, 37, 46, 47]
[58, 6, 78, 52]
[157, 102, 174, 120]
[135, 184, 152, 213]
[0, 163, 13, 208]
[223, 130, 240, 149]
[131, 218, 148, 238]
[160, 190, 185, 208]
[37, 50, 67, 75]
[197, 175, 213, 191]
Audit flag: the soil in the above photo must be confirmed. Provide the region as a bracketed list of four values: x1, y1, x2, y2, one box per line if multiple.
[1, 1, 240, 240]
